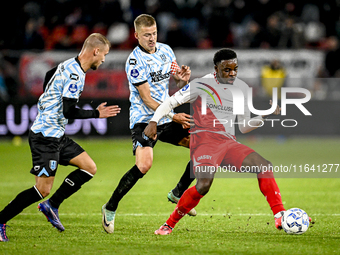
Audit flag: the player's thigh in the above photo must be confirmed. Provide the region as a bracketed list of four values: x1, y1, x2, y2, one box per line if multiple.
[158, 122, 190, 148]
[191, 132, 226, 168]
[220, 141, 255, 171]
[58, 136, 96, 174]
[242, 152, 271, 169]
[135, 146, 153, 174]
[69, 151, 97, 175]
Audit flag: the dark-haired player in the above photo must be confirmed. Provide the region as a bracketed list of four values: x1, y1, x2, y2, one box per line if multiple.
[101, 14, 196, 234]
[144, 48, 304, 235]
[0, 33, 120, 242]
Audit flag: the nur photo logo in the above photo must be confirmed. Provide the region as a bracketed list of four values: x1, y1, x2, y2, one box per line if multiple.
[197, 83, 312, 128]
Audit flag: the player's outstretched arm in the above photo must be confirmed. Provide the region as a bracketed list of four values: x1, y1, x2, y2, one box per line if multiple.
[63, 97, 120, 119]
[97, 102, 121, 118]
[238, 100, 281, 134]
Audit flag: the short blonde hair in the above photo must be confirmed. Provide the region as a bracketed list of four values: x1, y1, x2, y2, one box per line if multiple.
[134, 14, 156, 31]
[83, 33, 111, 50]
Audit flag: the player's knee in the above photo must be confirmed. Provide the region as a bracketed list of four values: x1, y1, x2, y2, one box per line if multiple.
[136, 161, 152, 174]
[36, 186, 51, 198]
[196, 178, 213, 196]
[84, 162, 97, 175]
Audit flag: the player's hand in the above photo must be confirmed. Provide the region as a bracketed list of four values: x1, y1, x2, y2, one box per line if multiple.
[144, 121, 157, 140]
[97, 102, 121, 118]
[269, 100, 281, 115]
[172, 113, 192, 129]
[175, 65, 191, 88]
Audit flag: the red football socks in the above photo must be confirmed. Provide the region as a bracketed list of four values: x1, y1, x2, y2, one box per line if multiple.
[257, 171, 285, 215]
[166, 186, 203, 228]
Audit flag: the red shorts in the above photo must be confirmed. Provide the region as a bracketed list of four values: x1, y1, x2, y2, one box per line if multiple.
[190, 132, 254, 170]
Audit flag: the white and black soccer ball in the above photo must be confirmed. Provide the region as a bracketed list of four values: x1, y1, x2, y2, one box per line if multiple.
[282, 208, 309, 234]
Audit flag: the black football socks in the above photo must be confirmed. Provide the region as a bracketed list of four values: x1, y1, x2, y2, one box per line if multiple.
[172, 160, 195, 198]
[49, 169, 93, 209]
[106, 165, 144, 212]
[0, 186, 43, 224]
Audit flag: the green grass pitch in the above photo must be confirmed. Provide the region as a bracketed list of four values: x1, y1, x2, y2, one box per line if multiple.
[0, 136, 339, 254]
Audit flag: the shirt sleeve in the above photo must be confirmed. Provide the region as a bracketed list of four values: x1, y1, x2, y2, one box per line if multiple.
[126, 55, 148, 86]
[174, 81, 200, 104]
[62, 72, 83, 100]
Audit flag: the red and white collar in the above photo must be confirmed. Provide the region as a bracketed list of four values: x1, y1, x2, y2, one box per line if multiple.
[214, 72, 220, 84]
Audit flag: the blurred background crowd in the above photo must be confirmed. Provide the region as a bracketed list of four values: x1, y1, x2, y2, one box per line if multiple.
[2, 0, 340, 51]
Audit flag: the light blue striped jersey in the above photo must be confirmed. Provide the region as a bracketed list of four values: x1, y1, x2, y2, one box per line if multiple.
[126, 42, 179, 129]
[31, 57, 85, 138]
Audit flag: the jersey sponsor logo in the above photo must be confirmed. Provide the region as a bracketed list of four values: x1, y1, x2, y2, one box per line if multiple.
[181, 84, 189, 91]
[129, 58, 137, 65]
[49, 160, 57, 171]
[150, 70, 170, 83]
[131, 69, 139, 78]
[70, 73, 79, 81]
[207, 104, 233, 112]
[69, 84, 78, 93]
[197, 82, 222, 106]
[197, 155, 212, 161]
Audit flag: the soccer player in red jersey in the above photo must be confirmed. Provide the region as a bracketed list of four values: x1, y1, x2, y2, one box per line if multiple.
[144, 48, 295, 235]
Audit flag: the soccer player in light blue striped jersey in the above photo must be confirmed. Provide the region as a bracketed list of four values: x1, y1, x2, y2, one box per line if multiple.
[102, 14, 196, 234]
[0, 33, 121, 242]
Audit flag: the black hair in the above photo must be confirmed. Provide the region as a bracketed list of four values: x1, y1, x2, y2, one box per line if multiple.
[213, 48, 237, 65]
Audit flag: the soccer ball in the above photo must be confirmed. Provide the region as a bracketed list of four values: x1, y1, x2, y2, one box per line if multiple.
[282, 208, 309, 234]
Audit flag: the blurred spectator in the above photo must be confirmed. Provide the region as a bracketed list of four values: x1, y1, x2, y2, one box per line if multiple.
[0, 70, 9, 102]
[165, 19, 196, 48]
[153, 0, 180, 42]
[0, 55, 19, 101]
[251, 0, 281, 27]
[22, 19, 45, 50]
[264, 14, 281, 48]
[54, 26, 77, 49]
[278, 17, 305, 48]
[261, 59, 286, 97]
[176, 0, 204, 47]
[106, 23, 130, 47]
[324, 36, 340, 77]
[130, 0, 147, 21]
[244, 20, 266, 48]
[1, 0, 340, 50]
[207, 0, 234, 47]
